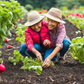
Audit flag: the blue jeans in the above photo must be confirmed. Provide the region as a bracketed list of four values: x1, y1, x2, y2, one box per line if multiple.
[44, 38, 71, 61]
[19, 38, 71, 61]
[19, 43, 46, 58]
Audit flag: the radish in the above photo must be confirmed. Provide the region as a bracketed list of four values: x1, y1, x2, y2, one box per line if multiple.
[18, 19, 22, 22]
[5, 38, 11, 42]
[0, 61, 6, 74]
[13, 23, 16, 25]
[14, 32, 17, 35]
[7, 45, 12, 48]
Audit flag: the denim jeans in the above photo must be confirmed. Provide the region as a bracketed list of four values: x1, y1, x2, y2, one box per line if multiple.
[19, 38, 71, 61]
[19, 43, 46, 58]
[44, 38, 71, 61]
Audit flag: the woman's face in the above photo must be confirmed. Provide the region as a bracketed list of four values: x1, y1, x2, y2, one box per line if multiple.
[47, 18, 59, 32]
[31, 21, 42, 32]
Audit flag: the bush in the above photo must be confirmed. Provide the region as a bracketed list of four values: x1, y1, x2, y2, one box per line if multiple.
[25, 4, 33, 11]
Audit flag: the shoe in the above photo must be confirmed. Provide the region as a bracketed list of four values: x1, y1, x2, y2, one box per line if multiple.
[55, 55, 66, 64]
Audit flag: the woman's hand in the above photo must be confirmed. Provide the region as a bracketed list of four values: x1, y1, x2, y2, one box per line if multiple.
[36, 52, 42, 61]
[43, 39, 50, 47]
[42, 58, 51, 68]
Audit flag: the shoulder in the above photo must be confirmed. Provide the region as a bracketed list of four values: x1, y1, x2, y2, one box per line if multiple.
[58, 23, 65, 28]
[42, 20, 48, 28]
[25, 27, 31, 32]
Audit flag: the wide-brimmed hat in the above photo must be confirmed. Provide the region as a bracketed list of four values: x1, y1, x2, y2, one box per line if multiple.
[24, 11, 44, 26]
[44, 7, 66, 24]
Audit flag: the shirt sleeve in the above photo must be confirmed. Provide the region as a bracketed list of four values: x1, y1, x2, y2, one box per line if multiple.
[56, 23, 66, 48]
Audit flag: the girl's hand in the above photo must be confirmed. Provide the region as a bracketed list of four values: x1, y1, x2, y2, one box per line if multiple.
[43, 39, 50, 47]
[42, 58, 51, 68]
[36, 53, 42, 61]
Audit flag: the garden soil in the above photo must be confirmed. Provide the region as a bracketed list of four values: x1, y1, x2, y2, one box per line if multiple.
[0, 17, 84, 84]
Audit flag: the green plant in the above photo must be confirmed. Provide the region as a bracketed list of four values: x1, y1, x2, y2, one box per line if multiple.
[69, 37, 84, 64]
[15, 23, 27, 44]
[25, 4, 33, 11]
[8, 50, 55, 75]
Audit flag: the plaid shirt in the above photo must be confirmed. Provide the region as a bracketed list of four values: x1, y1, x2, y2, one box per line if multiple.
[49, 23, 69, 48]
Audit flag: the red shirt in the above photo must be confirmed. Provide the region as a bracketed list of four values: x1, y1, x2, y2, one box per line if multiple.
[25, 20, 53, 51]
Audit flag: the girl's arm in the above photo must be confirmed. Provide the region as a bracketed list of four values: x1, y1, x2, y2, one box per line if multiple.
[31, 48, 42, 61]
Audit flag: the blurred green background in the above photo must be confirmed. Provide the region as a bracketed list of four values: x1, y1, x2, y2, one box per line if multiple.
[1, 0, 84, 10]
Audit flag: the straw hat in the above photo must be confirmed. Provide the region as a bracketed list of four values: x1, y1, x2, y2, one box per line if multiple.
[44, 7, 66, 24]
[25, 11, 44, 26]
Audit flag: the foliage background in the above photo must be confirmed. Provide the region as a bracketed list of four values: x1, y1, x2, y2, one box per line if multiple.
[3, 0, 84, 10]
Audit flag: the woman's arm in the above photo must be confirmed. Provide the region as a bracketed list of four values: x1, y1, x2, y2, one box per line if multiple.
[42, 46, 61, 68]
[48, 46, 61, 60]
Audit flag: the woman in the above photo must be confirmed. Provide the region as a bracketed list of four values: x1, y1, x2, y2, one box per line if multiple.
[42, 7, 71, 68]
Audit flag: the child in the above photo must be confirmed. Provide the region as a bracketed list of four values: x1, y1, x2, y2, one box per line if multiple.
[19, 11, 53, 61]
[42, 7, 71, 68]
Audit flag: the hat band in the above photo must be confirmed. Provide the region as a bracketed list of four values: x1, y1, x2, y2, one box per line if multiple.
[29, 16, 40, 22]
[48, 11, 62, 20]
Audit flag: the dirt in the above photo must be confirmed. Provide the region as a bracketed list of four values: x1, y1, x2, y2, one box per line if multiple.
[0, 17, 84, 84]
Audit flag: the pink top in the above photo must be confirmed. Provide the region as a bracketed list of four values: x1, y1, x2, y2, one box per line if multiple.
[49, 23, 69, 48]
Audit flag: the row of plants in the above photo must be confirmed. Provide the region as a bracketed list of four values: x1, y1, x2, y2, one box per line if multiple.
[0, 0, 28, 73]
[62, 7, 84, 64]
[0, 0, 27, 45]
[62, 6, 84, 30]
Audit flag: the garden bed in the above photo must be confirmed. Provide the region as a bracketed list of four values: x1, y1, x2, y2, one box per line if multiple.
[0, 17, 84, 84]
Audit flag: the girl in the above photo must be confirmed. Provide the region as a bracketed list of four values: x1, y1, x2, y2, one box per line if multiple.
[19, 11, 53, 61]
[42, 7, 71, 68]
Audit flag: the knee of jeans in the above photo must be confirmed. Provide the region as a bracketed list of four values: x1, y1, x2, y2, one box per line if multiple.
[51, 56, 57, 61]
[19, 48, 23, 54]
[34, 43, 41, 51]
[20, 43, 27, 49]
[63, 41, 71, 50]
[19, 46, 26, 54]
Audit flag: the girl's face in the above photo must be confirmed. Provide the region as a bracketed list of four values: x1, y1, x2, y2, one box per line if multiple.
[47, 18, 59, 32]
[31, 21, 42, 32]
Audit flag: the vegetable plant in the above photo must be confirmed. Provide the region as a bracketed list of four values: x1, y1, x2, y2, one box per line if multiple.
[8, 50, 55, 75]
[0, 61, 6, 74]
[69, 36, 84, 64]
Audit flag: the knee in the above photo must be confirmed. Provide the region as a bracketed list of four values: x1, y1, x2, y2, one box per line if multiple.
[63, 39, 71, 49]
[34, 43, 41, 51]
[19, 43, 27, 53]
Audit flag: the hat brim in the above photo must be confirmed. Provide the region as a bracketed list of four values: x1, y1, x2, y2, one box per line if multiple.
[44, 14, 66, 24]
[24, 16, 44, 26]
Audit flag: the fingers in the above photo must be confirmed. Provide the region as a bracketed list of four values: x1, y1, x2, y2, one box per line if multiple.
[42, 59, 51, 68]
[43, 39, 50, 46]
[36, 53, 42, 61]
[37, 56, 42, 61]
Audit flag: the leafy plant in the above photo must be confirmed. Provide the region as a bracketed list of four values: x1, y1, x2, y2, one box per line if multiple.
[15, 24, 27, 44]
[69, 36, 84, 64]
[8, 50, 55, 75]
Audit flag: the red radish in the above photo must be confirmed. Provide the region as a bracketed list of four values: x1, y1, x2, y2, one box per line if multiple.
[5, 38, 11, 42]
[7, 45, 12, 48]
[0, 61, 6, 74]
[39, 11, 42, 14]
[14, 32, 17, 35]
[18, 19, 22, 22]
[13, 23, 16, 25]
